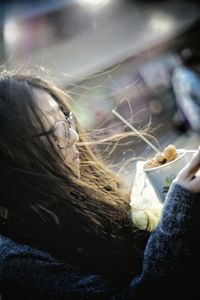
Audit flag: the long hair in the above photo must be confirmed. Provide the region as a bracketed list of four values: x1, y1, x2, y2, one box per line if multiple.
[0, 70, 149, 288]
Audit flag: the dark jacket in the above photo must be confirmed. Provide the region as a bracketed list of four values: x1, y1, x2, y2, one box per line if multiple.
[128, 184, 200, 299]
[0, 184, 200, 299]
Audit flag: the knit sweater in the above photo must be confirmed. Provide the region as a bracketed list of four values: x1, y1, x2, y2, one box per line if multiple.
[0, 183, 200, 299]
[127, 183, 200, 299]
[0, 237, 118, 300]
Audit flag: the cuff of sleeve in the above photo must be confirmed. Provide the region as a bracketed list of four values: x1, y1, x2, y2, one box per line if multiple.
[166, 183, 200, 209]
[161, 183, 200, 232]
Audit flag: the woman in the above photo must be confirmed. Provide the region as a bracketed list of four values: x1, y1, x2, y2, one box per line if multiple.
[0, 71, 149, 299]
[0, 71, 200, 299]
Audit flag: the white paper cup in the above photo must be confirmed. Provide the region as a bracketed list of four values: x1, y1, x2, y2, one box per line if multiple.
[142, 149, 187, 203]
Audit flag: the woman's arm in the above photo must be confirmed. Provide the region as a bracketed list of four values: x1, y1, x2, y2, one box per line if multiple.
[126, 147, 200, 299]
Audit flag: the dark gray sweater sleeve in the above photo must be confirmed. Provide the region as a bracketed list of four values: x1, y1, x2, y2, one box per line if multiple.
[126, 183, 200, 299]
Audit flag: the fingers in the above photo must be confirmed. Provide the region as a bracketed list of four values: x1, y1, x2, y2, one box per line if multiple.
[174, 147, 200, 193]
[178, 146, 200, 180]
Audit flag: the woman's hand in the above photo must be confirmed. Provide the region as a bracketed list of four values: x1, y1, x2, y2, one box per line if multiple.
[174, 146, 200, 193]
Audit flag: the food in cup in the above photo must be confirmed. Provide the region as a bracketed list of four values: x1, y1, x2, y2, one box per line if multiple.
[143, 144, 177, 169]
[142, 146, 187, 202]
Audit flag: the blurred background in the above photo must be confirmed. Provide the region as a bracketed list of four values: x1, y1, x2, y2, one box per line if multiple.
[1, 0, 200, 184]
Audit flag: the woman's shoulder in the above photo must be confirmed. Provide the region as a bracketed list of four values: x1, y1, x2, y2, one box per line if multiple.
[0, 234, 53, 261]
[0, 235, 117, 299]
[0, 234, 87, 276]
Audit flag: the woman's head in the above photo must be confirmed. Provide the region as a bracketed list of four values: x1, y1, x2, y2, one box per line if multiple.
[0, 72, 80, 172]
[0, 70, 135, 233]
[0, 72, 83, 218]
[0, 70, 149, 284]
